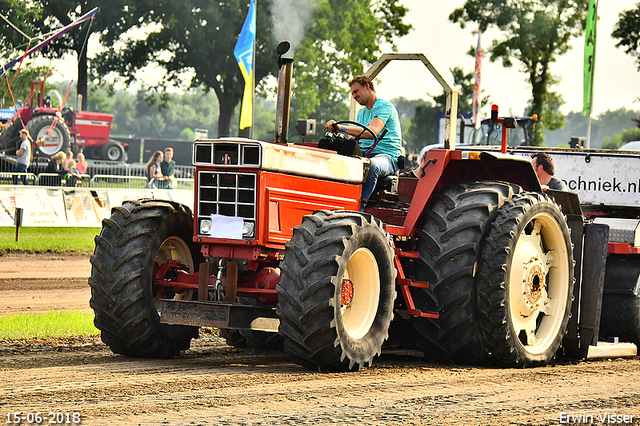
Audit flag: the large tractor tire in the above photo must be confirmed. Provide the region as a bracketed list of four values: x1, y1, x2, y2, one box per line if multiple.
[0, 119, 22, 154]
[477, 192, 574, 367]
[89, 200, 202, 358]
[277, 210, 396, 371]
[410, 181, 522, 364]
[101, 140, 126, 162]
[27, 115, 71, 157]
[599, 255, 640, 353]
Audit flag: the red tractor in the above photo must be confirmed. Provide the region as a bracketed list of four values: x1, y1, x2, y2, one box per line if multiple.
[89, 48, 615, 371]
[0, 80, 126, 161]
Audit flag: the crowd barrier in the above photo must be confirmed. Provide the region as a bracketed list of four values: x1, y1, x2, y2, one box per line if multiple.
[0, 186, 194, 227]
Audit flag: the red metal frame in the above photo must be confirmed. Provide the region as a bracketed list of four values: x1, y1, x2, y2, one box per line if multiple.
[608, 242, 640, 255]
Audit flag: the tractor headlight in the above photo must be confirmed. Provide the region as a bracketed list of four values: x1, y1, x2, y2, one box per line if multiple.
[200, 219, 212, 235]
[242, 221, 255, 238]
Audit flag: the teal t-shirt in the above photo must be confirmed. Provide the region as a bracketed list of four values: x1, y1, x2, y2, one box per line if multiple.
[356, 98, 403, 162]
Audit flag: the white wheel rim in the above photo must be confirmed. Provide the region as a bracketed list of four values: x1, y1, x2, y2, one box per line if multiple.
[35, 125, 65, 156]
[508, 212, 570, 355]
[107, 146, 121, 160]
[154, 236, 195, 312]
[340, 247, 380, 340]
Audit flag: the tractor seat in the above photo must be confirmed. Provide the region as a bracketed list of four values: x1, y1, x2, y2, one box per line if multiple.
[375, 173, 399, 194]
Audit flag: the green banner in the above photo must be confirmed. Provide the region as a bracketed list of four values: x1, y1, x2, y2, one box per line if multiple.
[583, 0, 598, 115]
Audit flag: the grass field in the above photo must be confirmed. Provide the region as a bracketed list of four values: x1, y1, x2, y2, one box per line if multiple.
[0, 311, 98, 339]
[0, 227, 101, 339]
[0, 226, 100, 254]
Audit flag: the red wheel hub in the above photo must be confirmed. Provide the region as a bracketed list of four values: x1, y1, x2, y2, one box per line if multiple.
[341, 279, 354, 307]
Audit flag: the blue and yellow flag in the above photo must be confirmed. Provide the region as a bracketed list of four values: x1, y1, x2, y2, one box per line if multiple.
[582, 0, 597, 115]
[234, 0, 256, 130]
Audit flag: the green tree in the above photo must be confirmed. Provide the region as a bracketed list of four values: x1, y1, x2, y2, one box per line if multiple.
[406, 100, 439, 152]
[93, 0, 278, 138]
[612, 3, 640, 72]
[0, 1, 42, 59]
[289, 0, 411, 138]
[406, 66, 483, 153]
[0, 2, 47, 106]
[545, 107, 640, 147]
[92, 0, 410, 140]
[25, 1, 127, 110]
[450, 0, 589, 146]
[601, 128, 640, 150]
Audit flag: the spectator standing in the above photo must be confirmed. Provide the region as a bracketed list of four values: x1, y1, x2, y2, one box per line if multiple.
[146, 151, 164, 188]
[14, 129, 31, 184]
[160, 147, 176, 189]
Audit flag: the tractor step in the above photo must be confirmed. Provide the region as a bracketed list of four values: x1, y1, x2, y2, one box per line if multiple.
[159, 299, 279, 332]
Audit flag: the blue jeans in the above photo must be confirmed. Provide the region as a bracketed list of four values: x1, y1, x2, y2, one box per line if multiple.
[361, 153, 397, 210]
[13, 163, 28, 185]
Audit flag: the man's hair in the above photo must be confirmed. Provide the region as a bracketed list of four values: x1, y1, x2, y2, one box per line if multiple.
[164, 147, 173, 154]
[348, 75, 375, 92]
[531, 152, 555, 175]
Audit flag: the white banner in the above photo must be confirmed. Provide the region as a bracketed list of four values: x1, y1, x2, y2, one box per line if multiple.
[0, 188, 194, 227]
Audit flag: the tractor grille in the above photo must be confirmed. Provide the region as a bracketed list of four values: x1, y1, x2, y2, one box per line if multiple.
[198, 171, 257, 220]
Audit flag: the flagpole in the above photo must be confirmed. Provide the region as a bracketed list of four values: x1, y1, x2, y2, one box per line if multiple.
[583, 0, 598, 149]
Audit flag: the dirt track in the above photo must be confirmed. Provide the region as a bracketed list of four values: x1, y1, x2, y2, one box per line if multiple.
[1, 254, 639, 426]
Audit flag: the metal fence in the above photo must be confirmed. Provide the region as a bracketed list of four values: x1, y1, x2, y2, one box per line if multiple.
[0, 154, 195, 189]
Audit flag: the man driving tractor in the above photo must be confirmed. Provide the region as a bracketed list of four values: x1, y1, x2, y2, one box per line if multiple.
[325, 75, 403, 210]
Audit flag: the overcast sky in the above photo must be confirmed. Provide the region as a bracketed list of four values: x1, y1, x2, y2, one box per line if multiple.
[374, 0, 640, 117]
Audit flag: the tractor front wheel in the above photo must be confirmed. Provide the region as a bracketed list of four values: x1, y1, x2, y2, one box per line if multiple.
[277, 210, 396, 371]
[89, 200, 201, 357]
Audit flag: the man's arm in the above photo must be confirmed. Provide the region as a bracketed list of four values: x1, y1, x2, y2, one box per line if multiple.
[16, 147, 24, 157]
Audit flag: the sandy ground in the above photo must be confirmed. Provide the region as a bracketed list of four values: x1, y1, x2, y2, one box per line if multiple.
[0, 253, 92, 315]
[1, 253, 639, 426]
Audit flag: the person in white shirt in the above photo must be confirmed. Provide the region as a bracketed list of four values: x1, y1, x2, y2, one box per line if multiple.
[14, 129, 31, 184]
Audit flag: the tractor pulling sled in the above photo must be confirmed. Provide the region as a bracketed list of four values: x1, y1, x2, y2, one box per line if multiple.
[89, 48, 637, 371]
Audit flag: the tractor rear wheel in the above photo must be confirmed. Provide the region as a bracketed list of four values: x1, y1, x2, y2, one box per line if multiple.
[27, 115, 71, 157]
[101, 140, 126, 162]
[600, 255, 640, 354]
[89, 199, 201, 357]
[601, 294, 640, 353]
[411, 181, 522, 364]
[477, 192, 574, 367]
[277, 210, 396, 371]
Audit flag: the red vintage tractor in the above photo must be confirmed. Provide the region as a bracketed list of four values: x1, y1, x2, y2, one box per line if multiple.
[89, 47, 613, 371]
[0, 80, 126, 161]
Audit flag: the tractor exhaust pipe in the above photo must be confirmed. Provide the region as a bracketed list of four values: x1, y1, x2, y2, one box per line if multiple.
[275, 41, 293, 144]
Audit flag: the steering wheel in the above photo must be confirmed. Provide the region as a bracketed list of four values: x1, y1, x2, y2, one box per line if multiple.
[332, 120, 388, 157]
[332, 120, 374, 142]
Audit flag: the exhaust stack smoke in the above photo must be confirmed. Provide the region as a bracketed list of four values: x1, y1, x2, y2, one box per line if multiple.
[275, 41, 293, 144]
